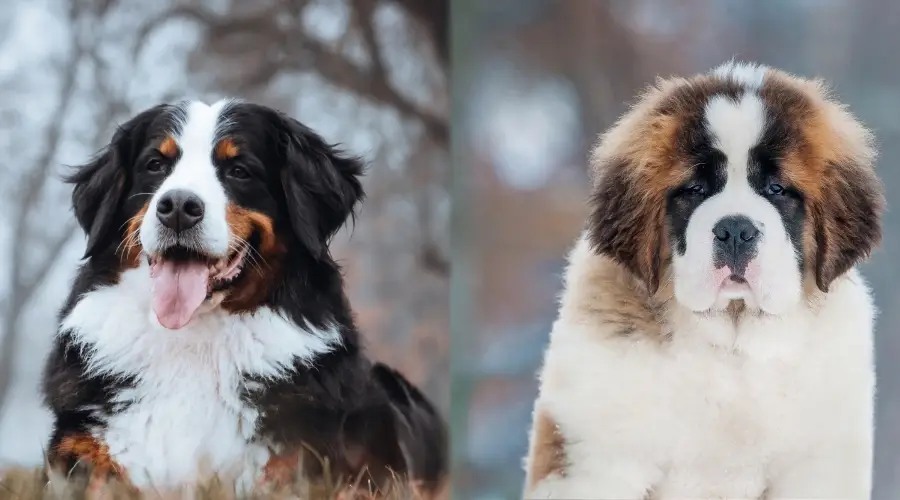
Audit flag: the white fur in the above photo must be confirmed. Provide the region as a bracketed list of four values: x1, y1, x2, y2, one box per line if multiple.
[673, 93, 802, 315]
[526, 237, 875, 499]
[140, 99, 236, 257]
[60, 261, 342, 489]
[713, 60, 768, 89]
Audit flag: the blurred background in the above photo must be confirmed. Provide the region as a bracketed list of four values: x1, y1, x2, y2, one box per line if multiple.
[451, 0, 900, 498]
[0, 0, 448, 469]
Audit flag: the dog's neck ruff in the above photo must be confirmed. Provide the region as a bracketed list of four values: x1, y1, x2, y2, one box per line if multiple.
[61, 261, 341, 378]
[58, 261, 342, 487]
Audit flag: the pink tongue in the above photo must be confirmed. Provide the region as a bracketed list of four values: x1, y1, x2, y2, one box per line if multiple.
[150, 259, 210, 329]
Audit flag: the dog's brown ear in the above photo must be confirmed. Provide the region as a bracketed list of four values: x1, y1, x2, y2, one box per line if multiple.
[587, 159, 666, 294]
[812, 160, 883, 292]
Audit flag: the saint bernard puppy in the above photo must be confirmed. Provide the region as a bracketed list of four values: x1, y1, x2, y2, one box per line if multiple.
[41, 99, 447, 494]
[524, 62, 884, 499]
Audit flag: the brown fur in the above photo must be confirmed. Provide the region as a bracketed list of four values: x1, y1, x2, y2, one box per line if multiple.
[221, 204, 286, 313]
[214, 137, 240, 160]
[759, 72, 883, 291]
[159, 135, 179, 159]
[52, 434, 130, 491]
[587, 66, 882, 299]
[261, 448, 302, 489]
[525, 410, 568, 489]
[586, 76, 745, 293]
[120, 203, 148, 269]
[557, 241, 673, 342]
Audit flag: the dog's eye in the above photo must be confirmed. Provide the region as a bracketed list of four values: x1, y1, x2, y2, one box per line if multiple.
[767, 183, 785, 195]
[146, 159, 165, 173]
[227, 166, 250, 180]
[688, 184, 706, 195]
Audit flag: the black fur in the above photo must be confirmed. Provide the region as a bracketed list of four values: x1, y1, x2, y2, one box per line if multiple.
[41, 101, 446, 490]
[68, 104, 172, 259]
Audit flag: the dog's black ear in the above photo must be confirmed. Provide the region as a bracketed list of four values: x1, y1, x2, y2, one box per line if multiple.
[277, 115, 365, 259]
[68, 139, 129, 259]
[67, 105, 166, 259]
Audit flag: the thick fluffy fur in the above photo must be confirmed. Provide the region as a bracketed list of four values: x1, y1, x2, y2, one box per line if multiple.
[524, 63, 883, 499]
[41, 99, 447, 493]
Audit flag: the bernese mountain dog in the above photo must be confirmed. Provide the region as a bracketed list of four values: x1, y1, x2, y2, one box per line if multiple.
[525, 62, 883, 498]
[40, 99, 447, 494]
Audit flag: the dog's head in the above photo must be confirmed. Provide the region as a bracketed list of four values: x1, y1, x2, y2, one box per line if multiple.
[588, 62, 883, 315]
[68, 99, 364, 329]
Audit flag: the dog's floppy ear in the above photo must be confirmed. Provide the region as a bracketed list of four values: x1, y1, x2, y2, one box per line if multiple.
[67, 147, 123, 259]
[277, 115, 365, 259]
[587, 158, 666, 294]
[812, 160, 883, 292]
[67, 105, 166, 259]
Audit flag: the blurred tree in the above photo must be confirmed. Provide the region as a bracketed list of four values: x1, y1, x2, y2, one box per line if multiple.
[0, 0, 449, 435]
[0, 0, 132, 418]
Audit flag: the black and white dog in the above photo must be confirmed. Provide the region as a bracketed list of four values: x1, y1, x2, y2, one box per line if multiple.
[41, 99, 446, 493]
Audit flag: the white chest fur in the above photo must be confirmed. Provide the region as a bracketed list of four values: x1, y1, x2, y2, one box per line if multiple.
[59, 264, 341, 488]
[532, 268, 876, 499]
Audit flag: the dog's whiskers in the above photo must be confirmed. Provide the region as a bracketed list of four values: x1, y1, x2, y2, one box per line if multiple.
[229, 236, 268, 274]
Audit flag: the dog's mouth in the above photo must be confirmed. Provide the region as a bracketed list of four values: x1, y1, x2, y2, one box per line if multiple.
[147, 241, 252, 330]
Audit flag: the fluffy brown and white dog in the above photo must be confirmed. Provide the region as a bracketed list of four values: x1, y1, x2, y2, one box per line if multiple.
[524, 62, 883, 499]
[41, 99, 447, 494]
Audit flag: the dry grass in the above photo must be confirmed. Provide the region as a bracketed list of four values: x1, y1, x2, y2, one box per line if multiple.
[0, 466, 444, 500]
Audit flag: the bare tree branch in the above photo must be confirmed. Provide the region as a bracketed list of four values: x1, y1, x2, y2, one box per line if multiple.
[421, 243, 450, 277]
[391, 0, 448, 64]
[351, 0, 387, 77]
[281, 35, 448, 145]
[0, 17, 86, 411]
[132, 2, 449, 146]
[0, 1, 124, 415]
[16, 223, 79, 310]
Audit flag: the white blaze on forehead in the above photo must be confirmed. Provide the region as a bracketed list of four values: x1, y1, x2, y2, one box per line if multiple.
[140, 99, 237, 257]
[174, 99, 233, 147]
[704, 93, 766, 183]
[711, 61, 768, 89]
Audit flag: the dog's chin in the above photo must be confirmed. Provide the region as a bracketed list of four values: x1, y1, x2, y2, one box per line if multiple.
[712, 277, 759, 310]
[682, 276, 801, 317]
[675, 270, 763, 314]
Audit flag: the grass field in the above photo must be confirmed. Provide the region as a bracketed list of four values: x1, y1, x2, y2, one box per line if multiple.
[0, 466, 444, 499]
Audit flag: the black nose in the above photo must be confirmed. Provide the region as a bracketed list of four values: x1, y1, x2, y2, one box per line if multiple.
[156, 189, 204, 232]
[712, 215, 760, 275]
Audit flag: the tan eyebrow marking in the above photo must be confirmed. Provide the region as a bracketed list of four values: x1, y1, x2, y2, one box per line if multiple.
[159, 135, 179, 158]
[215, 137, 240, 160]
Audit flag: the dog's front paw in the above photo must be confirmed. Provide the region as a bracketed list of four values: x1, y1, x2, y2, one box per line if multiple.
[50, 434, 131, 495]
[257, 448, 301, 491]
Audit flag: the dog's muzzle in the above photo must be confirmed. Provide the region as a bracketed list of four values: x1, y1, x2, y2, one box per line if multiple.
[712, 215, 760, 276]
